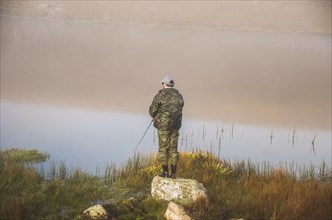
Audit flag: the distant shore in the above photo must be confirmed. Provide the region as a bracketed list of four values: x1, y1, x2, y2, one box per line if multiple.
[1, 1, 331, 34]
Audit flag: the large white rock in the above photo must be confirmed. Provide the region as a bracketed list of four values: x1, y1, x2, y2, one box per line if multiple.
[82, 204, 108, 220]
[151, 176, 208, 205]
[164, 201, 191, 220]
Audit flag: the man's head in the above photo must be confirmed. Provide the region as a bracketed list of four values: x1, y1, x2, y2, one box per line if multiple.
[161, 76, 174, 88]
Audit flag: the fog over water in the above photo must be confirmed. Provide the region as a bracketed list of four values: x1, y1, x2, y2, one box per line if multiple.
[1, 16, 331, 129]
[1, 15, 331, 172]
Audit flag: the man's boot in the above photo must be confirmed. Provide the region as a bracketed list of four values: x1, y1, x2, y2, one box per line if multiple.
[159, 165, 168, 178]
[171, 164, 177, 179]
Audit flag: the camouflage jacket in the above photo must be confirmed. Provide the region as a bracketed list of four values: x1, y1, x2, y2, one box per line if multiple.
[149, 88, 184, 131]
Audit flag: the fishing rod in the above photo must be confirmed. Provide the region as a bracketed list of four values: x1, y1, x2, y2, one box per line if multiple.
[134, 119, 154, 153]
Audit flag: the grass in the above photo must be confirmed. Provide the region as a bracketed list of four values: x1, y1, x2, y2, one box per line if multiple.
[0, 149, 107, 220]
[1, 148, 331, 220]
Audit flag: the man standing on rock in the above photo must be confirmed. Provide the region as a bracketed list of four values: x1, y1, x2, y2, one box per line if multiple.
[149, 76, 184, 179]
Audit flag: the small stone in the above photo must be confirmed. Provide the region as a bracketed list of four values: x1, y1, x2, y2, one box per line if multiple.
[83, 204, 108, 220]
[165, 201, 191, 220]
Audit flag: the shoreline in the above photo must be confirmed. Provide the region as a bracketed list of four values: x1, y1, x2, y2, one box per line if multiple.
[2, 14, 332, 36]
[1, 1, 331, 34]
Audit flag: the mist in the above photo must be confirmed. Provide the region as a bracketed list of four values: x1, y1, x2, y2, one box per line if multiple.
[1, 16, 331, 130]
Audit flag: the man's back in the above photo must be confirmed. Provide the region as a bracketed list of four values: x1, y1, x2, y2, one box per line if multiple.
[149, 88, 184, 131]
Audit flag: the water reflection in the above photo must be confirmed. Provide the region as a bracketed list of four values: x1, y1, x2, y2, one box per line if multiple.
[1, 16, 331, 130]
[1, 101, 330, 173]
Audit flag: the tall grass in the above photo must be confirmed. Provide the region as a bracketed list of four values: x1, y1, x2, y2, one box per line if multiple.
[0, 149, 107, 220]
[109, 150, 331, 219]
[178, 151, 331, 219]
[1, 148, 331, 219]
[113, 150, 332, 219]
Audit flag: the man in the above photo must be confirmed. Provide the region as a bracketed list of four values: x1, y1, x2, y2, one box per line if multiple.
[149, 76, 184, 179]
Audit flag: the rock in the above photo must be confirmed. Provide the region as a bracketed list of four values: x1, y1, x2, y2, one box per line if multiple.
[82, 205, 108, 220]
[151, 176, 208, 205]
[164, 201, 191, 220]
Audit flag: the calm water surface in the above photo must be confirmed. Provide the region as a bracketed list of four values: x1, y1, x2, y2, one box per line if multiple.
[1, 101, 330, 173]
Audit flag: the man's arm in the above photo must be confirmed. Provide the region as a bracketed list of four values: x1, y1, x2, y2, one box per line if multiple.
[149, 93, 161, 118]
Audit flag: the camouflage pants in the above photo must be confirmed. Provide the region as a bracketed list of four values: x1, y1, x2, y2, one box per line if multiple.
[158, 130, 179, 166]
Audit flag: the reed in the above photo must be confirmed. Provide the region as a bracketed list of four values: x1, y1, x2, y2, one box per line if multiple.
[292, 127, 296, 147]
[311, 132, 317, 155]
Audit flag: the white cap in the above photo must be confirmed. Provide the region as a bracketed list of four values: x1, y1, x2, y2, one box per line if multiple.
[161, 76, 174, 86]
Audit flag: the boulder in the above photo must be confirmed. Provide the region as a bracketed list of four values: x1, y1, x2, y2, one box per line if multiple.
[151, 176, 208, 205]
[164, 201, 191, 220]
[82, 204, 108, 220]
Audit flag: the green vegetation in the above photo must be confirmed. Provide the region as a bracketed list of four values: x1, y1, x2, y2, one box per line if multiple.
[1, 148, 331, 220]
[1, 148, 49, 165]
[0, 148, 106, 219]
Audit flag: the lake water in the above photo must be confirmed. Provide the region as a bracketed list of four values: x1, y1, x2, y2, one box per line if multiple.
[1, 16, 331, 173]
[1, 101, 331, 174]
